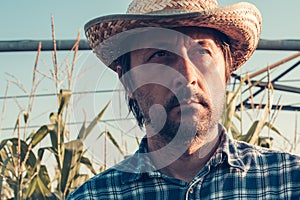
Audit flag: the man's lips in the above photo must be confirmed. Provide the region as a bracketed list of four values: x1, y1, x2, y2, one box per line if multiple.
[168, 98, 205, 112]
[172, 99, 199, 107]
[164, 88, 209, 113]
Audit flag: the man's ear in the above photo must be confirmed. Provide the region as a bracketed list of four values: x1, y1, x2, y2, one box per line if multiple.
[116, 65, 122, 79]
[117, 65, 135, 99]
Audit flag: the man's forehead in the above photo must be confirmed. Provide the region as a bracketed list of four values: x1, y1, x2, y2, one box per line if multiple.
[125, 27, 218, 51]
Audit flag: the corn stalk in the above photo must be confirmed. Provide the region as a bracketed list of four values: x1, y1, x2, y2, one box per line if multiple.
[0, 16, 119, 199]
[223, 74, 291, 148]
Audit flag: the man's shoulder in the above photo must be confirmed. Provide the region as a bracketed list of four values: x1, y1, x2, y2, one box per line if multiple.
[67, 155, 137, 200]
[230, 138, 300, 169]
[84, 166, 124, 185]
[233, 138, 300, 157]
[66, 167, 122, 199]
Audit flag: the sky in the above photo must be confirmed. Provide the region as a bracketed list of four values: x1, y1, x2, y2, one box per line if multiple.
[0, 0, 300, 167]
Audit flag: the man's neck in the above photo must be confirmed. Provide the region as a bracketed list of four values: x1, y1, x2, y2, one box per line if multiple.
[147, 125, 221, 183]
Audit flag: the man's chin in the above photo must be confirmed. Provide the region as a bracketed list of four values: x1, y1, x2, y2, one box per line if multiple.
[155, 117, 208, 144]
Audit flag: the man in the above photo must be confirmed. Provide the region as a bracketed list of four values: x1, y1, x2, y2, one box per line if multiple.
[68, 0, 300, 199]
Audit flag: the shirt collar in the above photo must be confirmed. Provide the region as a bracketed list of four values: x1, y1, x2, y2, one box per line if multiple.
[116, 137, 159, 184]
[212, 126, 246, 171]
[119, 125, 246, 184]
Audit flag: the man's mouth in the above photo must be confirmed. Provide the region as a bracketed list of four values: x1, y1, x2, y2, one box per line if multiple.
[164, 87, 210, 113]
[173, 99, 199, 108]
[166, 97, 208, 113]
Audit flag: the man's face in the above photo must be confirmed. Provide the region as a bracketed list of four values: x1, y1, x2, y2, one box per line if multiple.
[124, 27, 226, 143]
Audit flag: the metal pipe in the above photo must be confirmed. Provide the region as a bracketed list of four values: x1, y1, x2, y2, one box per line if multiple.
[0, 39, 300, 52]
[0, 40, 90, 52]
[257, 39, 300, 51]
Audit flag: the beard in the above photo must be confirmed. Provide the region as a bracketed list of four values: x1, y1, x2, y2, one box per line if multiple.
[137, 86, 226, 145]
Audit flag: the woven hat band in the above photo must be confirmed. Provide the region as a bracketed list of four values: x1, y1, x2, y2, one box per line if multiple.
[127, 0, 218, 14]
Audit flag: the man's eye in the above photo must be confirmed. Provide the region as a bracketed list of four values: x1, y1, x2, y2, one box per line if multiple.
[188, 47, 210, 59]
[148, 50, 168, 60]
[198, 48, 209, 55]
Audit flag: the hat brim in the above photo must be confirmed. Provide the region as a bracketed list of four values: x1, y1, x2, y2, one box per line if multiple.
[84, 2, 261, 73]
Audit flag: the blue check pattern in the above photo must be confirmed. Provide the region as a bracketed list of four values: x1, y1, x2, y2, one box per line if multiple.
[67, 127, 300, 199]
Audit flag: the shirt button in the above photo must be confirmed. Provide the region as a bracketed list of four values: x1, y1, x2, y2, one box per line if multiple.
[189, 187, 194, 194]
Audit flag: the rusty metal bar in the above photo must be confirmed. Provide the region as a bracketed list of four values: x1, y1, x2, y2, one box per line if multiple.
[248, 51, 300, 79]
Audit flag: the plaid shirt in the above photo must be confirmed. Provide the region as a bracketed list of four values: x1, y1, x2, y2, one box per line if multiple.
[68, 128, 300, 199]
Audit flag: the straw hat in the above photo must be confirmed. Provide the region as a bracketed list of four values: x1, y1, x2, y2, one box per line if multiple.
[84, 0, 262, 73]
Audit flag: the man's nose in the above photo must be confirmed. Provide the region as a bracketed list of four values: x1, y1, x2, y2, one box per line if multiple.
[171, 54, 198, 89]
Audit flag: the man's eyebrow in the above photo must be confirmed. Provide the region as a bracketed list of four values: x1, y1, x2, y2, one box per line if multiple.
[196, 40, 213, 47]
[149, 41, 174, 49]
